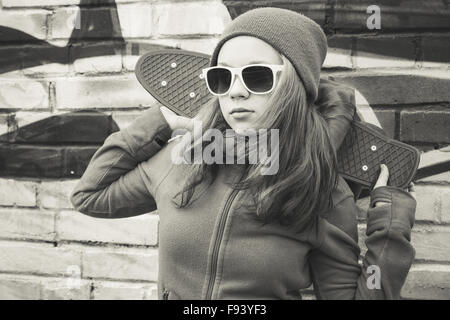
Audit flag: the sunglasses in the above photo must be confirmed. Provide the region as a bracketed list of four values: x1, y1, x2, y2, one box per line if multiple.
[202, 64, 283, 96]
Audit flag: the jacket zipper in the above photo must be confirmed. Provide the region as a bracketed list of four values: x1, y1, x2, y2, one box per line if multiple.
[204, 188, 240, 300]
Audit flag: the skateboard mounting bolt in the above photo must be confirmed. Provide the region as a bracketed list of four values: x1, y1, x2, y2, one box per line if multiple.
[171, 62, 177, 68]
[161, 81, 167, 87]
[362, 165, 368, 171]
[371, 145, 377, 151]
[189, 92, 196, 98]
[199, 74, 204, 79]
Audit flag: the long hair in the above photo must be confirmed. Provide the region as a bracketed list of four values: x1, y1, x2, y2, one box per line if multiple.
[172, 54, 339, 233]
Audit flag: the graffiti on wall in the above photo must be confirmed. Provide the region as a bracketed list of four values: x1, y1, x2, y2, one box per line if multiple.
[0, 0, 449, 181]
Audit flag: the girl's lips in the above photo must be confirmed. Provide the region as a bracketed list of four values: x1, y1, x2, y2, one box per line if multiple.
[230, 110, 253, 119]
[230, 108, 254, 114]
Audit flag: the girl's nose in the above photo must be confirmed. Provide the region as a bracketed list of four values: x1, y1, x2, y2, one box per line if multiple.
[229, 75, 249, 99]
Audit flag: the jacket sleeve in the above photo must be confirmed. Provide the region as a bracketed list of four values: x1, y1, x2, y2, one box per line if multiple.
[70, 105, 172, 218]
[309, 186, 416, 299]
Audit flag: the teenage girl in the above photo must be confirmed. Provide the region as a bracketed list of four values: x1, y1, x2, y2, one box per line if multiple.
[71, 7, 416, 299]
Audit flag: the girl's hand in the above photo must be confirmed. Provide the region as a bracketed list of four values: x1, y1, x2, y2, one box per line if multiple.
[373, 164, 416, 207]
[160, 106, 197, 132]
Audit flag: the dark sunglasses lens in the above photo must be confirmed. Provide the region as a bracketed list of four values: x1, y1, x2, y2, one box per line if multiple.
[207, 68, 232, 94]
[242, 66, 273, 93]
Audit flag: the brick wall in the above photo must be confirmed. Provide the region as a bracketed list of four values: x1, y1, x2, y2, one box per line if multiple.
[0, 0, 449, 300]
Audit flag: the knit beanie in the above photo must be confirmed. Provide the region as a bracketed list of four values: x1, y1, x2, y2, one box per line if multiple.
[210, 7, 327, 102]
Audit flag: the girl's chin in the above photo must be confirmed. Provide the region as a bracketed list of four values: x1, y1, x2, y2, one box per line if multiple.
[229, 123, 258, 132]
[226, 116, 257, 130]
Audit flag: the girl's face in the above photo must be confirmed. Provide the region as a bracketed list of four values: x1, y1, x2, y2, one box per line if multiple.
[216, 36, 283, 131]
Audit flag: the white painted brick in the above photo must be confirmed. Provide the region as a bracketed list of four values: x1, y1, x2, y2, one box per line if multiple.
[419, 146, 450, 168]
[0, 179, 37, 207]
[354, 53, 415, 68]
[122, 57, 142, 73]
[2, 0, 76, 6]
[0, 208, 55, 241]
[323, 48, 352, 69]
[70, 41, 123, 74]
[0, 79, 50, 109]
[92, 280, 155, 300]
[150, 37, 219, 56]
[57, 211, 158, 246]
[110, 111, 142, 129]
[0, 275, 41, 299]
[116, 3, 153, 39]
[49, 7, 82, 39]
[0, 241, 81, 276]
[0, 70, 23, 79]
[39, 180, 78, 209]
[153, 1, 231, 36]
[414, 185, 450, 223]
[402, 264, 450, 300]
[73, 55, 122, 74]
[55, 75, 157, 109]
[0, 9, 49, 41]
[82, 247, 158, 281]
[411, 225, 450, 262]
[143, 282, 158, 300]
[417, 148, 450, 184]
[50, 4, 153, 40]
[41, 277, 91, 300]
[0, 273, 91, 300]
[2, 0, 136, 6]
[422, 60, 450, 69]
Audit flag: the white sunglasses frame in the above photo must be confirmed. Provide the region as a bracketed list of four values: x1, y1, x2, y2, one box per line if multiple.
[202, 64, 283, 96]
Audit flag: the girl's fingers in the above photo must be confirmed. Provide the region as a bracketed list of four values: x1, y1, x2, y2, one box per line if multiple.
[160, 106, 194, 131]
[373, 166, 417, 206]
[160, 106, 177, 127]
[374, 164, 389, 190]
[372, 165, 390, 207]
